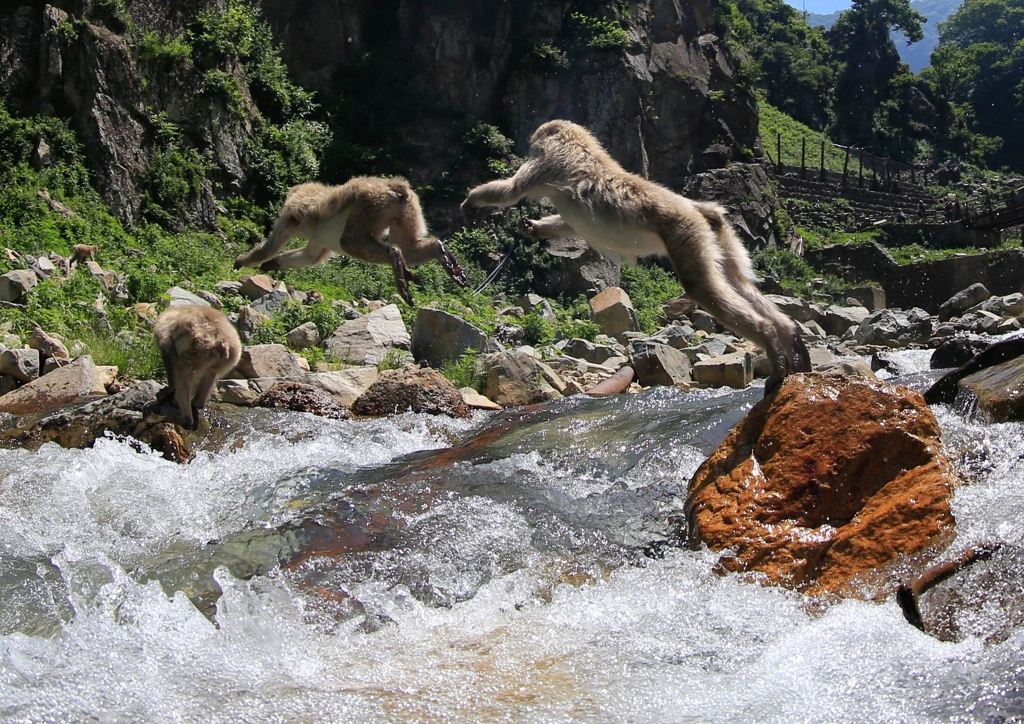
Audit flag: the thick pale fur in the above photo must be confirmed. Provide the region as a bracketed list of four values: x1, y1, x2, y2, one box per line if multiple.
[71, 243, 98, 265]
[233, 176, 466, 302]
[154, 305, 242, 428]
[461, 119, 810, 385]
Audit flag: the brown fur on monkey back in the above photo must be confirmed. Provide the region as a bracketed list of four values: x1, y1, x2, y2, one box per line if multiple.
[154, 306, 241, 365]
[533, 122, 756, 283]
[280, 177, 413, 230]
[71, 243, 98, 262]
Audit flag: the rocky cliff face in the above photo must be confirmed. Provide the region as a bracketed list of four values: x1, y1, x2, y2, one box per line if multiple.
[0, 0, 284, 229]
[262, 0, 759, 188]
[0, 0, 760, 230]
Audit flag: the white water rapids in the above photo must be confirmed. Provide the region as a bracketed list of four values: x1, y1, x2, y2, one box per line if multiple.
[1, 352, 1022, 722]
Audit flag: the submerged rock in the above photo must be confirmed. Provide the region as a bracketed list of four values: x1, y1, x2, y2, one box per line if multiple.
[0, 380, 191, 462]
[925, 335, 1024, 405]
[957, 356, 1024, 422]
[685, 373, 957, 596]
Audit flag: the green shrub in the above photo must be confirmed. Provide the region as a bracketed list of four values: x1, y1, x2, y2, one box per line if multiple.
[521, 309, 555, 346]
[139, 31, 192, 65]
[377, 349, 409, 372]
[569, 13, 631, 50]
[441, 351, 484, 392]
[619, 264, 683, 333]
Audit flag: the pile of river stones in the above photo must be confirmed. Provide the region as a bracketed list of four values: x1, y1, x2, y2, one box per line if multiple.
[2, 255, 1024, 420]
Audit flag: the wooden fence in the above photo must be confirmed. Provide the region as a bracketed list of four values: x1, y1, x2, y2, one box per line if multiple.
[764, 133, 930, 191]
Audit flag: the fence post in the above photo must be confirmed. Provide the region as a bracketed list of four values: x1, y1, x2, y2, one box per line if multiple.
[819, 140, 826, 182]
[842, 147, 850, 188]
[800, 137, 806, 179]
[777, 133, 782, 174]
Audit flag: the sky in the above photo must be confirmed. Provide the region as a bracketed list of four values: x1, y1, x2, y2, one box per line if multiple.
[782, 0, 851, 14]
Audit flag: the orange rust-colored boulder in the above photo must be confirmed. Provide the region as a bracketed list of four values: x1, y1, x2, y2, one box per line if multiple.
[685, 373, 957, 596]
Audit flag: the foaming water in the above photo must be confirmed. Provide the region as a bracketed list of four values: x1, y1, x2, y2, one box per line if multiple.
[2, 383, 1023, 722]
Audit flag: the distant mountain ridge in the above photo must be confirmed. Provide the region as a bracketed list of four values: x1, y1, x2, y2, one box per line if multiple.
[803, 0, 962, 72]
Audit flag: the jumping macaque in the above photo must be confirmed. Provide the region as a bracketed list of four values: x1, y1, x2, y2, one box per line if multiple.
[153, 305, 242, 429]
[71, 243, 98, 266]
[461, 119, 810, 388]
[233, 176, 467, 304]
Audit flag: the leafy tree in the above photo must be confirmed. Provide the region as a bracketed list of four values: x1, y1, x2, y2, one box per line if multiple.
[724, 0, 835, 130]
[924, 0, 1024, 170]
[828, 0, 925, 155]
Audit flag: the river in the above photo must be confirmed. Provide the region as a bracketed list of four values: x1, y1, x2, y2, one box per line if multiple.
[1, 351, 1022, 722]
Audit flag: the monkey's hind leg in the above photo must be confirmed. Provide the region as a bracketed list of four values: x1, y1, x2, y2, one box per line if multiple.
[260, 243, 332, 272]
[682, 270, 791, 390]
[389, 246, 415, 305]
[432, 238, 467, 286]
[155, 347, 178, 407]
[172, 366, 201, 429]
[234, 218, 298, 270]
[520, 214, 576, 239]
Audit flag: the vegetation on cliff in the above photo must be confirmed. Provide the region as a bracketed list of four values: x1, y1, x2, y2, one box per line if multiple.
[720, 0, 1022, 172]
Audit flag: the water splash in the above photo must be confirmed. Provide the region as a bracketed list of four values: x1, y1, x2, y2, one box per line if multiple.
[2, 374, 1023, 722]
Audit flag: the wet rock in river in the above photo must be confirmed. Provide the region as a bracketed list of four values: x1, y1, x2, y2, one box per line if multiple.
[352, 366, 470, 418]
[685, 373, 957, 596]
[253, 381, 350, 419]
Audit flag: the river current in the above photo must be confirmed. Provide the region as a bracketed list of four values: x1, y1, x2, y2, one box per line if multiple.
[1, 350, 1022, 722]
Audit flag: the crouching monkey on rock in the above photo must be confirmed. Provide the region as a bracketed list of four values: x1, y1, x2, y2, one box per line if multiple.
[154, 305, 242, 428]
[233, 176, 467, 304]
[461, 119, 810, 389]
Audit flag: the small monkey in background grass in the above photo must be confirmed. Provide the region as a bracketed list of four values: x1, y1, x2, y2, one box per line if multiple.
[154, 305, 242, 429]
[70, 244, 98, 266]
[461, 119, 811, 389]
[234, 176, 467, 304]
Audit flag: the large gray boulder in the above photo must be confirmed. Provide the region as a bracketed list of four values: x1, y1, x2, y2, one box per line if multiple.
[250, 290, 291, 318]
[589, 287, 640, 339]
[853, 308, 934, 347]
[630, 341, 692, 387]
[938, 283, 992, 321]
[166, 286, 210, 307]
[325, 304, 411, 366]
[0, 348, 40, 383]
[531, 238, 622, 298]
[285, 322, 321, 350]
[234, 344, 306, 379]
[411, 307, 487, 367]
[351, 367, 471, 418]
[821, 304, 870, 337]
[482, 351, 549, 407]
[0, 355, 100, 414]
[563, 338, 622, 366]
[682, 163, 781, 250]
[692, 352, 753, 389]
[764, 294, 819, 323]
[0, 269, 38, 302]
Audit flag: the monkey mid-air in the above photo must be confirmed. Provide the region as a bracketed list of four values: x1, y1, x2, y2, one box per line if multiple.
[153, 305, 242, 429]
[460, 119, 811, 389]
[233, 176, 467, 304]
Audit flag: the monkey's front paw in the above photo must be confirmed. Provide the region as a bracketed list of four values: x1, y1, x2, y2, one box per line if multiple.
[518, 218, 538, 237]
[233, 255, 248, 270]
[460, 200, 480, 223]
